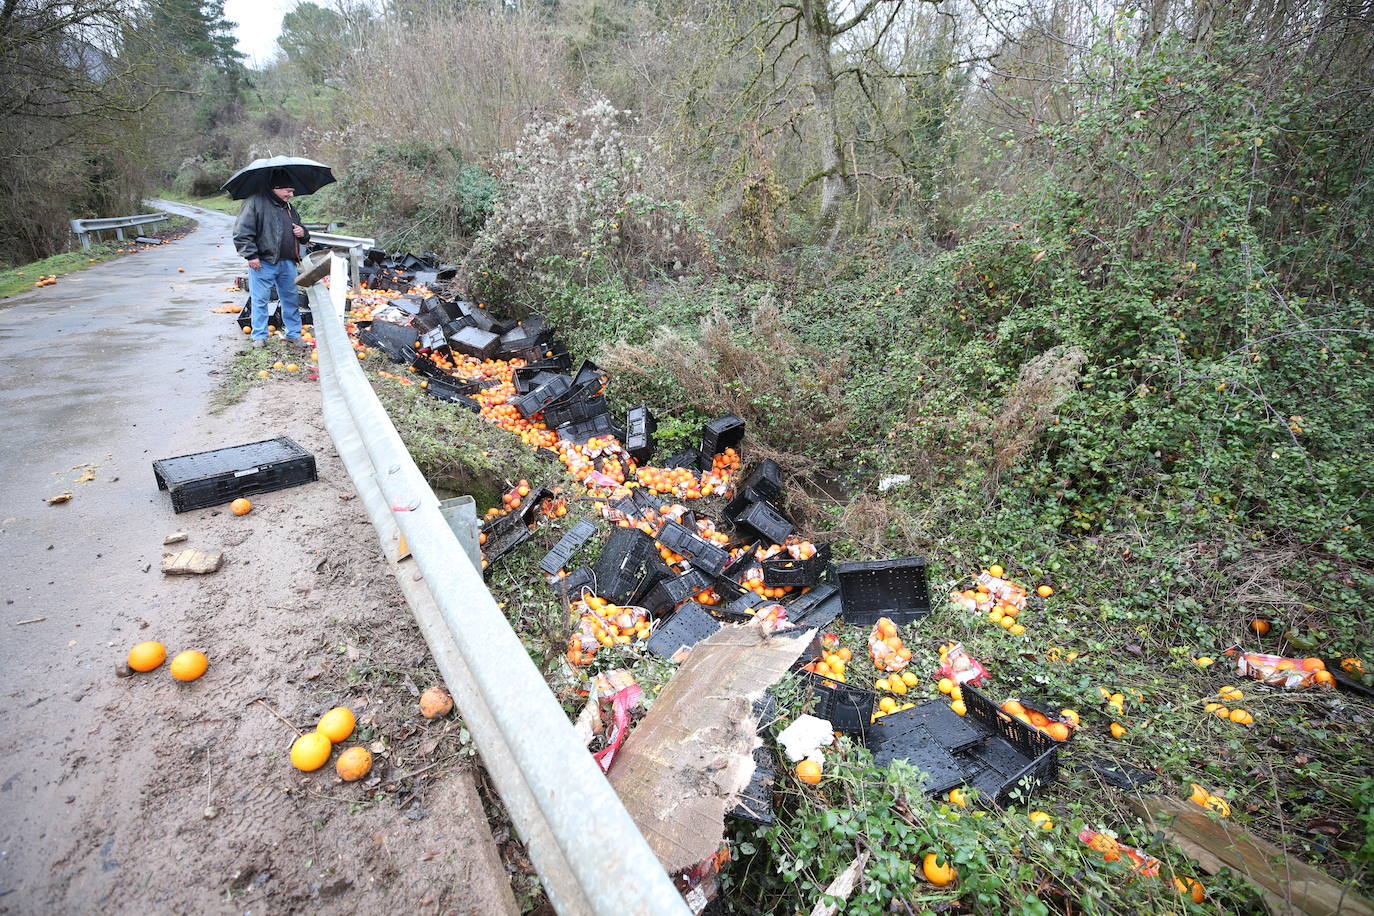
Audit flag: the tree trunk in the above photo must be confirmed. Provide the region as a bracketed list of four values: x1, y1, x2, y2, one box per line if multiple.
[800, 0, 853, 247]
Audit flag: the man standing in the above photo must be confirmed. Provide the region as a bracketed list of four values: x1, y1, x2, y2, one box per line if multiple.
[233, 172, 311, 349]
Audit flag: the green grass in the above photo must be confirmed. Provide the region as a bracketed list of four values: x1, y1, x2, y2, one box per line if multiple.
[211, 336, 316, 411]
[0, 246, 123, 298]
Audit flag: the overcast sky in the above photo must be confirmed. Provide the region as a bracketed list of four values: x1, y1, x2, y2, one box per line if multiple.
[223, 0, 299, 67]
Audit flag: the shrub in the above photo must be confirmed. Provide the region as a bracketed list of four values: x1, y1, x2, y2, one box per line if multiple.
[464, 98, 713, 306]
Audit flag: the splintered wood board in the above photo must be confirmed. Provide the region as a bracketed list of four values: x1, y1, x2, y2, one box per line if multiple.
[161, 549, 224, 575]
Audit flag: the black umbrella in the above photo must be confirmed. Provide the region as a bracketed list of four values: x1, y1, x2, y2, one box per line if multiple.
[221, 155, 336, 200]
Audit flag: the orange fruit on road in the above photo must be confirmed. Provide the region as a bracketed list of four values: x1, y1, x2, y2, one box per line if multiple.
[336, 746, 372, 781]
[1249, 619, 1270, 635]
[127, 641, 167, 672]
[169, 650, 207, 681]
[419, 686, 453, 718]
[921, 852, 957, 886]
[795, 760, 822, 784]
[317, 707, 356, 743]
[230, 498, 252, 516]
[290, 731, 332, 772]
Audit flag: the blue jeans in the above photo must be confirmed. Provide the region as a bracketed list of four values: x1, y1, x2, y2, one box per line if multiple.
[247, 259, 302, 341]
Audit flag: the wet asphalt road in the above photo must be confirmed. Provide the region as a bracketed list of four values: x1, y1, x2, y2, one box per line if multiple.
[0, 201, 248, 900]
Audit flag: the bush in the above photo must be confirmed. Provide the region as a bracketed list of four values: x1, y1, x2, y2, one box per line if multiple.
[464, 98, 713, 306]
[329, 141, 497, 257]
[172, 157, 231, 197]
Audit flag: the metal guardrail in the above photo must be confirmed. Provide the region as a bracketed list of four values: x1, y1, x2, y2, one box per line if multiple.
[69, 212, 169, 250]
[308, 258, 690, 916]
[308, 231, 376, 291]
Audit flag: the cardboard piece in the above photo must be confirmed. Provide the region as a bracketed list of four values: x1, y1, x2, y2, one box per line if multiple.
[161, 549, 224, 575]
[1125, 796, 1374, 916]
[607, 623, 812, 873]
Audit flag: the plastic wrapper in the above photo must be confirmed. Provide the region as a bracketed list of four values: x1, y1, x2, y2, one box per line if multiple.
[949, 572, 1028, 613]
[937, 641, 989, 686]
[1077, 829, 1160, 876]
[867, 620, 911, 672]
[1224, 646, 1330, 690]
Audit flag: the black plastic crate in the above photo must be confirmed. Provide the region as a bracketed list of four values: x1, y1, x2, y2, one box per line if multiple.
[552, 565, 596, 600]
[700, 415, 745, 457]
[448, 325, 501, 360]
[544, 395, 610, 429]
[624, 405, 657, 465]
[723, 589, 768, 616]
[571, 358, 605, 390]
[763, 542, 831, 588]
[641, 568, 715, 616]
[869, 721, 967, 795]
[423, 376, 482, 412]
[357, 326, 411, 363]
[556, 413, 623, 446]
[410, 311, 443, 335]
[957, 687, 1059, 806]
[420, 297, 462, 323]
[729, 744, 777, 825]
[370, 318, 420, 350]
[513, 366, 566, 395]
[646, 602, 723, 660]
[417, 326, 446, 351]
[664, 447, 706, 471]
[835, 557, 930, 626]
[592, 526, 659, 604]
[153, 437, 317, 513]
[810, 678, 876, 740]
[515, 375, 573, 418]
[656, 521, 730, 576]
[784, 582, 843, 630]
[538, 518, 600, 576]
[481, 522, 531, 572]
[875, 702, 982, 753]
[740, 459, 784, 504]
[462, 304, 499, 333]
[733, 500, 795, 545]
[498, 324, 548, 357]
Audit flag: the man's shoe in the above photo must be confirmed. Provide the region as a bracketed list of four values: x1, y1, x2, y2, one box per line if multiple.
[250, 339, 266, 349]
[286, 337, 311, 351]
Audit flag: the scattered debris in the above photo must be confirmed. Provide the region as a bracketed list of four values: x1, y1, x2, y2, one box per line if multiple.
[163, 532, 189, 545]
[45, 492, 73, 504]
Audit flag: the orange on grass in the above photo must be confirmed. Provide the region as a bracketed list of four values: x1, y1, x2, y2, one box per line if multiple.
[336, 746, 372, 781]
[988, 564, 1005, 578]
[938, 678, 956, 695]
[1036, 585, 1054, 598]
[1298, 657, 1325, 672]
[1249, 618, 1271, 635]
[950, 700, 968, 716]
[1060, 708, 1080, 727]
[1313, 670, 1334, 687]
[1109, 722, 1127, 738]
[947, 788, 968, 808]
[169, 650, 207, 682]
[317, 707, 356, 743]
[901, 671, 919, 687]
[290, 732, 332, 772]
[1044, 722, 1071, 742]
[1228, 708, 1254, 725]
[921, 852, 957, 887]
[795, 760, 822, 785]
[127, 641, 166, 672]
[230, 497, 253, 516]
[1174, 876, 1206, 903]
[419, 686, 453, 719]
[1188, 783, 1210, 806]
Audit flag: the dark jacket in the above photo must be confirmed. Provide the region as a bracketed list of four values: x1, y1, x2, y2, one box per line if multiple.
[233, 192, 310, 264]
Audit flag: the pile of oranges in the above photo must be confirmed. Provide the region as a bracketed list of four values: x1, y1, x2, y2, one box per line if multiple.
[32, 274, 58, 288]
[565, 594, 651, 667]
[800, 635, 851, 682]
[1203, 685, 1255, 725]
[949, 568, 1038, 637]
[868, 618, 912, 672]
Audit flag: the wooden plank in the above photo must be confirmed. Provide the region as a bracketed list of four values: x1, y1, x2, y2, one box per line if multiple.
[161, 549, 224, 575]
[1125, 796, 1374, 916]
